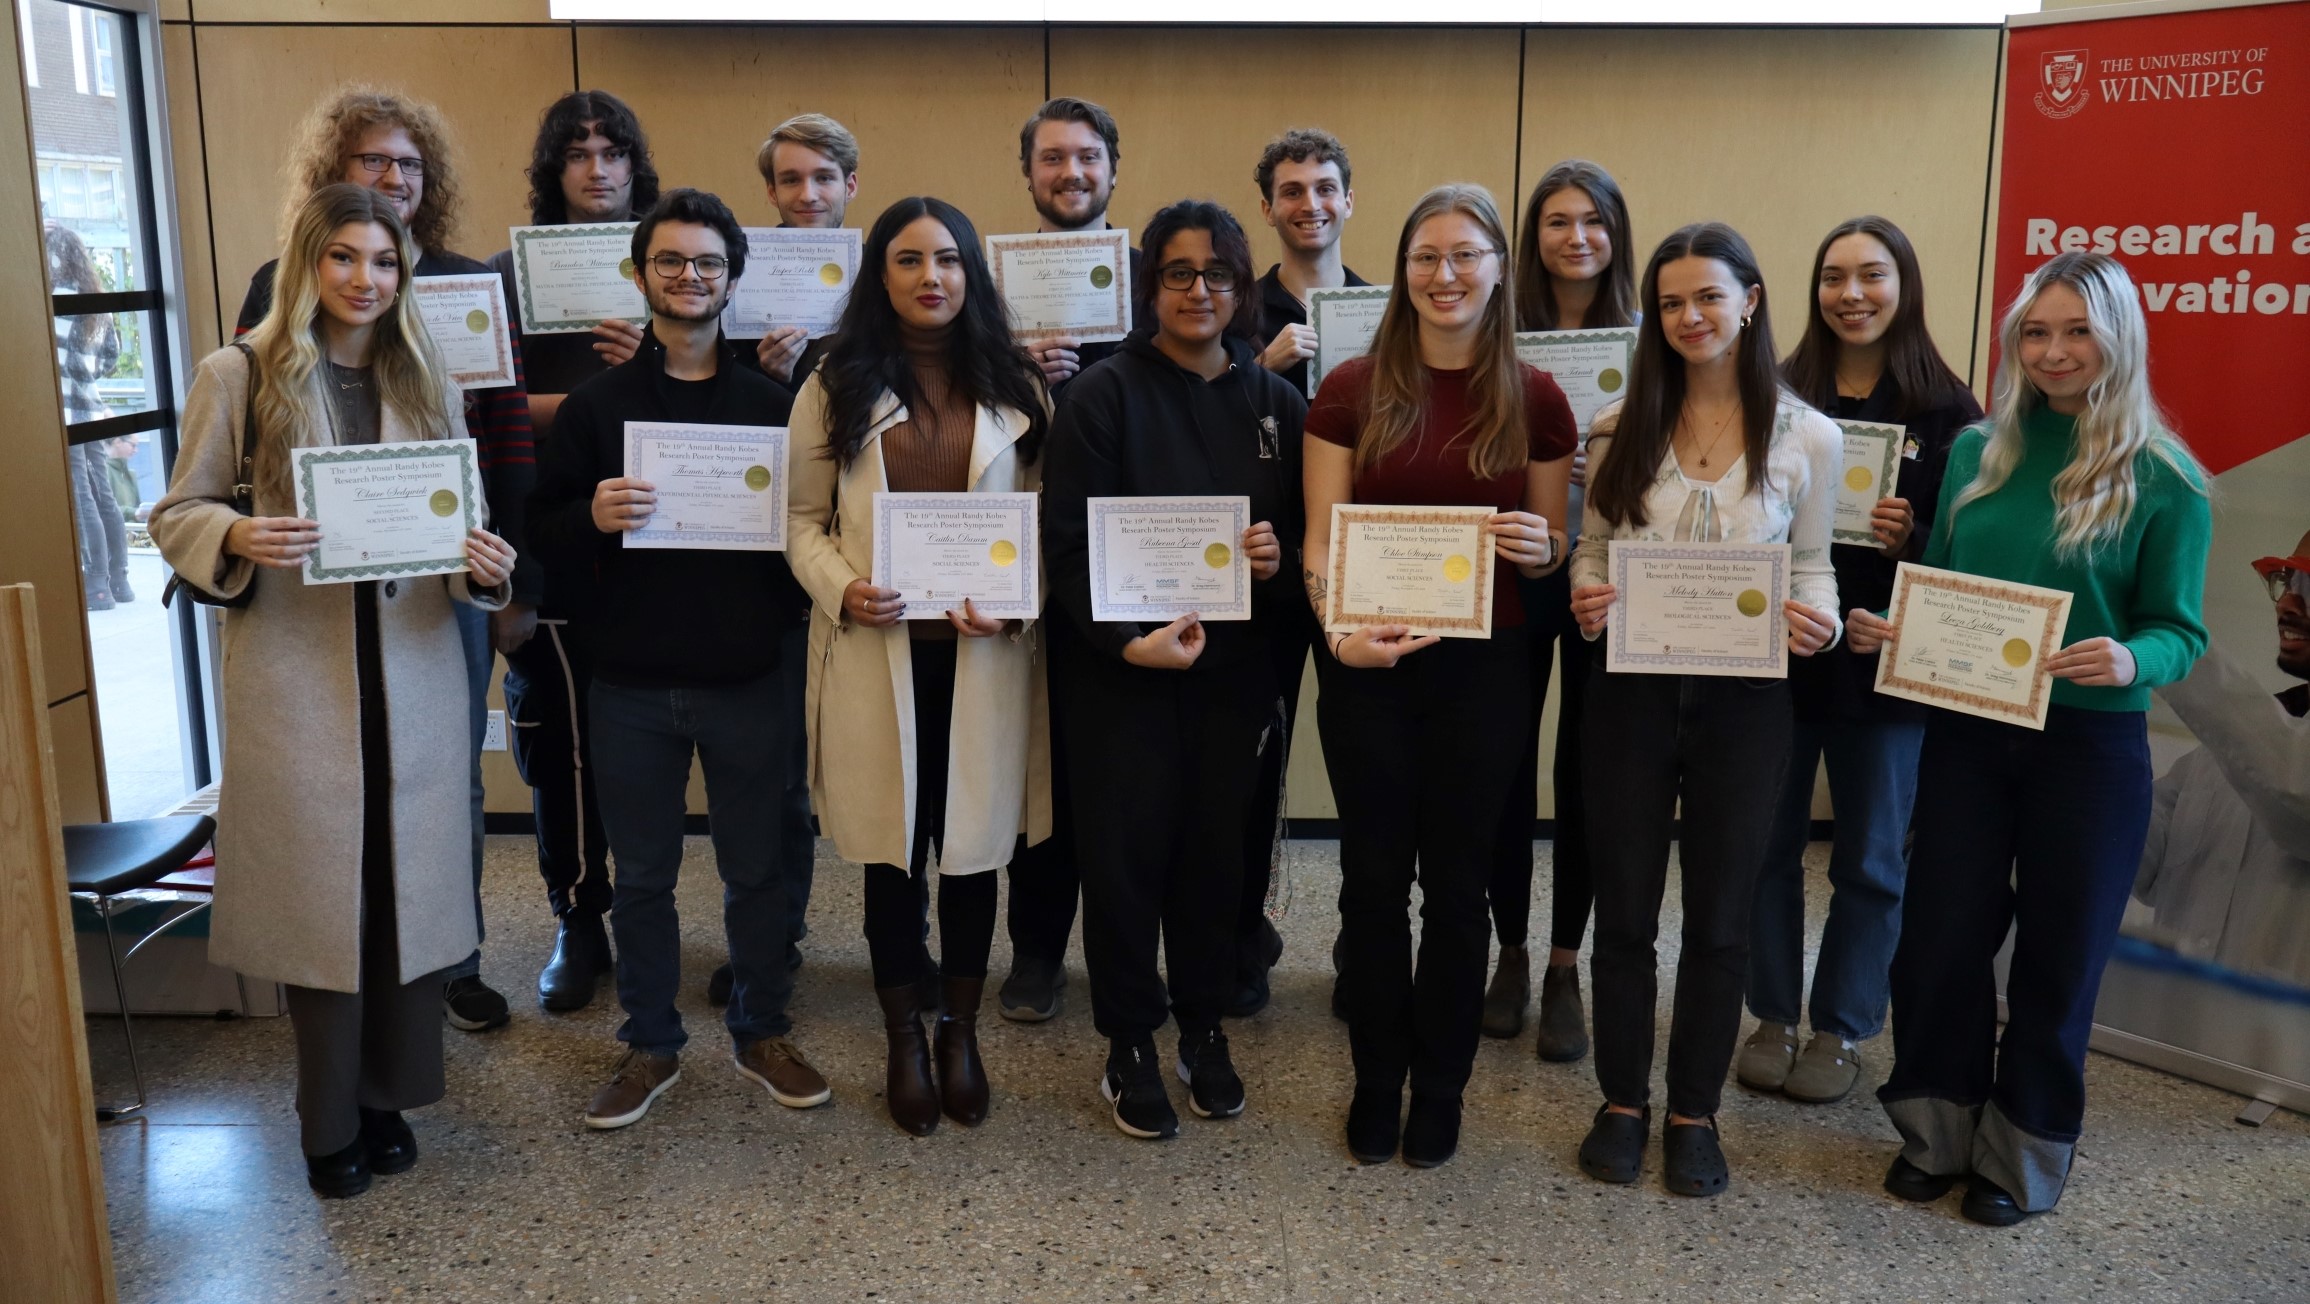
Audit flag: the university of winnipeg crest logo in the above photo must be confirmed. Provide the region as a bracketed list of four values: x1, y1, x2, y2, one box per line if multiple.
[2035, 49, 2092, 119]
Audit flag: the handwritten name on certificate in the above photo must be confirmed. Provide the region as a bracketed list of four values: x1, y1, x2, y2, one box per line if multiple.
[1874, 563, 2072, 729]
[1325, 504, 1494, 639]
[412, 274, 515, 389]
[872, 492, 1040, 621]
[1307, 287, 1390, 397]
[1513, 327, 1637, 431]
[509, 222, 646, 334]
[722, 227, 862, 340]
[1088, 496, 1251, 623]
[1606, 540, 1790, 678]
[293, 439, 478, 585]
[622, 423, 789, 552]
[1831, 420, 1905, 547]
[986, 229, 1131, 343]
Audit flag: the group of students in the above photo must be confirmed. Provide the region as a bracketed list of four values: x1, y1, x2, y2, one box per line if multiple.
[150, 84, 2211, 1227]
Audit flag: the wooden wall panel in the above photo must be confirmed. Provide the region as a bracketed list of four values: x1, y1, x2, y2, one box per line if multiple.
[161, 24, 221, 357]
[192, 0, 557, 22]
[48, 695, 105, 826]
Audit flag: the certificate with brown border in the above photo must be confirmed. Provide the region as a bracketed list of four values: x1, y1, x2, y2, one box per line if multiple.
[412, 274, 515, 390]
[985, 229, 1132, 343]
[1874, 562, 2073, 729]
[1323, 504, 1493, 639]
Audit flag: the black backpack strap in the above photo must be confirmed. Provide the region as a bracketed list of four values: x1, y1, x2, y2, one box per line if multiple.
[229, 340, 258, 514]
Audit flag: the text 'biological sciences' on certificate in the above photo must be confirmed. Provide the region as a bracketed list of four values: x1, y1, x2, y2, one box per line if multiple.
[872, 491, 1040, 621]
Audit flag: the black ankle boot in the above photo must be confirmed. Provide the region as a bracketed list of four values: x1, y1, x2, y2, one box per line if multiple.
[876, 983, 940, 1136]
[538, 912, 610, 1011]
[358, 1107, 417, 1175]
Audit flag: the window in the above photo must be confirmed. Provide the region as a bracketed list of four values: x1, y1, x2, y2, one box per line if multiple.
[18, 2, 35, 87]
[67, 5, 86, 94]
[91, 11, 117, 98]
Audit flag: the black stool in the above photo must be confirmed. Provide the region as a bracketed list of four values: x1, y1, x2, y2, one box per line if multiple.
[64, 814, 219, 1122]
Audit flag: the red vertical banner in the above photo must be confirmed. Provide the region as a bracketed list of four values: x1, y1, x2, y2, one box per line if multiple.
[1997, 1, 2310, 475]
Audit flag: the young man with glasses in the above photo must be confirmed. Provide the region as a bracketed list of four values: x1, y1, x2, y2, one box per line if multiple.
[527, 189, 828, 1129]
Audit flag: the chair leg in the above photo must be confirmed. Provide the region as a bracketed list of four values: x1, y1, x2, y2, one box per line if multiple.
[94, 896, 147, 1122]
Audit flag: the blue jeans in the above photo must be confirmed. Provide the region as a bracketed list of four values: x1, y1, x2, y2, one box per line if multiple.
[1746, 711, 1925, 1040]
[590, 673, 797, 1055]
[444, 601, 492, 981]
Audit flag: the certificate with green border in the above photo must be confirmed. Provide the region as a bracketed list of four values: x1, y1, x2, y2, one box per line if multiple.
[294, 439, 478, 585]
[1830, 419, 1905, 547]
[1514, 327, 1638, 431]
[1307, 286, 1390, 398]
[509, 222, 646, 334]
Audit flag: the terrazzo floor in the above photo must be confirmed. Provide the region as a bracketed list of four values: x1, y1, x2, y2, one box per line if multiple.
[93, 836, 2310, 1302]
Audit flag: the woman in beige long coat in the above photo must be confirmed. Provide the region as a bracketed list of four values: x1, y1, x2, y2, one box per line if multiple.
[152, 186, 512, 1199]
[785, 197, 1052, 1136]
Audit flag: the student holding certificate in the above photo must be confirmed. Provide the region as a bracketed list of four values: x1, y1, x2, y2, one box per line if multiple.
[151, 186, 514, 1198]
[1848, 253, 2210, 1225]
[1567, 223, 1842, 1197]
[740, 113, 861, 388]
[1043, 200, 1306, 1140]
[785, 196, 1055, 1137]
[1304, 185, 1574, 1168]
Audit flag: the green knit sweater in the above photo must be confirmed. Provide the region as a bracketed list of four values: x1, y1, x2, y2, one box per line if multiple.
[1922, 405, 2211, 712]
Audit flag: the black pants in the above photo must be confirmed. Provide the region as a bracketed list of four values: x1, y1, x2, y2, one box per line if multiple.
[503, 621, 613, 919]
[1487, 571, 1595, 951]
[1320, 629, 1531, 1098]
[1234, 614, 1312, 972]
[1062, 644, 1273, 1043]
[1585, 669, 1791, 1118]
[1006, 623, 1081, 966]
[859, 639, 998, 987]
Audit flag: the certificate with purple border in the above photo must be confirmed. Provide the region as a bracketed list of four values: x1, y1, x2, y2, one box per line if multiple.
[1605, 540, 1789, 678]
[870, 492, 1039, 621]
[1088, 496, 1251, 623]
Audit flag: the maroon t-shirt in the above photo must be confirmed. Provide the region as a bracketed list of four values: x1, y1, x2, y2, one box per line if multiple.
[1307, 357, 1577, 626]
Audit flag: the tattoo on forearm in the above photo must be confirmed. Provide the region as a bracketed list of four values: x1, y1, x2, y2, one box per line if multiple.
[1303, 565, 1328, 617]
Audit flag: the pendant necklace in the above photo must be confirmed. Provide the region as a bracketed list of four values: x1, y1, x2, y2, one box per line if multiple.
[1683, 399, 1739, 468]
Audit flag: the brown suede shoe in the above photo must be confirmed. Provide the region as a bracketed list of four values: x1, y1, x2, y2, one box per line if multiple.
[583, 1049, 680, 1130]
[734, 1036, 832, 1109]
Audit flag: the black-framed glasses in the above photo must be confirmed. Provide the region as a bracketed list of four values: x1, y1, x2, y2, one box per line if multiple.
[647, 253, 729, 280]
[347, 152, 425, 178]
[1157, 264, 1238, 293]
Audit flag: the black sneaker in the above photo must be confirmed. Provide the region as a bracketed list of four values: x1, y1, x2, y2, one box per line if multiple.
[443, 974, 510, 1031]
[1175, 1025, 1246, 1119]
[1099, 1039, 1179, 1140]
[707, 963, 734, 1007]
[999, 953, 1065, 1022]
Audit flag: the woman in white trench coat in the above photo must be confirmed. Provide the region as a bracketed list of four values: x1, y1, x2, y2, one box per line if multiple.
[151, 186, 513, 1198]
[786, 197, 1053, 1136]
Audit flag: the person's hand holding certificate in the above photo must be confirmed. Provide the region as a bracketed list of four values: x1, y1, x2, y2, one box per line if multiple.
[986, 229, 1131, 343]
[1089, 496, 1253, 622]
[621, 423, 789, 551]
[1324, 504, 1494, 639]
[1603, 540, 1791, 677]
[293, 439, 480, 585]
[1867, 562, 2073, 728]
[871, 492, 1039, 621]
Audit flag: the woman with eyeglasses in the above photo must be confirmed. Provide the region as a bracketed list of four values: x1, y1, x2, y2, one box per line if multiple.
[1852, 251, 2210, 1225]
[1042, 199, 1305, 1141]
[1304, 184, 1575, 1168]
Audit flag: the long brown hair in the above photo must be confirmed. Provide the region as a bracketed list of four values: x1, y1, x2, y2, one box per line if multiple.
[1356, 184, 1527, 481]
[1780, 216, 1971, 421]
[1589, 222, 1780, 530]
[1513, 160, 1637, 332]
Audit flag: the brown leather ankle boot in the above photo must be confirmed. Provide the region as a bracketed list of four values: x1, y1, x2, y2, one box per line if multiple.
[934, 976, 989, 1126]
[875, 984, 939, 1136]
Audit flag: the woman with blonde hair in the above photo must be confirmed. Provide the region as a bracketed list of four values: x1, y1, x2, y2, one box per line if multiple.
[152, 184, 515, 1198]
[1852, 251, 2210, 1225]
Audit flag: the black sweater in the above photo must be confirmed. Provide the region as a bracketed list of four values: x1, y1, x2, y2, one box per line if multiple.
[526, 326, 805, 688]
[1043, 331, 1308, 671]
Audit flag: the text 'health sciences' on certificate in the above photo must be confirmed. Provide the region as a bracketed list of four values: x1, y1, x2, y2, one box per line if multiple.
[1325, 504, 1494, 639]
[1513, 327, 1637, 432]
[722, 227, 862, 340]
[293, 439, 478, 585]
[1307, 286, 1390, 398]
[1088, 496, 1253, 623]
[985, 229, 1131, 343]
[1874, 562, 2073, 729]
[509, 222, 647, 334]
[1830, 419, 1905, 547]
[621, 423, 790, 552]
[412, 274, 516, 390]
[1605, 540, 1790, 678]
[872, 492, 1040, 622]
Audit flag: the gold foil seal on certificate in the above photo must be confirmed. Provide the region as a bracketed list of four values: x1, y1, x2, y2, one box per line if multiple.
[618, 257, 636, 279]
[465, 309, 491, 333]
[1442, 554, 1473, 584]
[744, 465, 771, 491]
[819, 263, 845, 286]
[1089, 265, 1113, 289]
[1598, 367, 1624, 393]
[429, 489, 460, 517]
[989, 539, 1019, 567]
[2002, 638, 2033, 667]
[1736, 589, 1767, 617]
[1204, 542, 1232, 568]
[1845, 465, 1875, 492]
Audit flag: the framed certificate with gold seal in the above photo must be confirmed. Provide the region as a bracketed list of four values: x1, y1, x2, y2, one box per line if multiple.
[1874, 562, 2073, 729]
[873, 491, 1040, 621]
[1830, 419, 1905, 547]
[1605, 540, 1790, 677]
[1088, 496, 1252, 623]
[292, 439, 479, 585]
[1324, 504, 1495, 639]
[621, 422, 789, 552]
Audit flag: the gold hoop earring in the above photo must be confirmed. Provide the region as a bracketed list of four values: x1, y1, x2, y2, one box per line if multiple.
[1741, 314, 1753, 329]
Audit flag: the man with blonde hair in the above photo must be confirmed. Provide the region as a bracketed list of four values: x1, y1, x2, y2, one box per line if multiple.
[746, 112, 859, 386]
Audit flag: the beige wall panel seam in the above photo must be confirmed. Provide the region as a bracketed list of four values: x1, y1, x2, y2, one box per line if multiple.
[191, 0, 562, 23]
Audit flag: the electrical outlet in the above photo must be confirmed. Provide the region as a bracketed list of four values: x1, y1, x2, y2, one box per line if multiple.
[484, 709, 508, 752]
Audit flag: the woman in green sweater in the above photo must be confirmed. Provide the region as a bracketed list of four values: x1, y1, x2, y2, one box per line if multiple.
[1848, 251, 2210, 1225]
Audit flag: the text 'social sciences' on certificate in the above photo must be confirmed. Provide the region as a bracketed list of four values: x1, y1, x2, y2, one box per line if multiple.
[412, 274, 515, 389]
[1874, 562, 2073, 729]
[1831, 420, 1905, 547]
[1324, 504, 1494, 639]
[985, 229, 1131, 343]
[1307, 286, 1390, 398]
[293, 439, 477, 585]
[722, 227, 862, 340]
[1513, 327, 1637, 431]
[872, 492, 1040, 621]
[621, 423, 789, 552]
[1605, 540, 1790, 678]
[509, 222, 646, 334]
[1088, 496, 1252, 623]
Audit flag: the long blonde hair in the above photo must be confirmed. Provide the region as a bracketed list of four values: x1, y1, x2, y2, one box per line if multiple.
[1356, 184, 1528, 481]
[1958, 251, 2203, 559]
[243, 184, 455, 506]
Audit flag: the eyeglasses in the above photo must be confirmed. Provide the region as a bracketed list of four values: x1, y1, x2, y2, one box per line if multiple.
[1406, 248, 1496, 278]
[646, 253, 729, 280]
[347, 153, 426, 178]
[1157, 264, 1238, 293]
[2251, 556, 2310, 603]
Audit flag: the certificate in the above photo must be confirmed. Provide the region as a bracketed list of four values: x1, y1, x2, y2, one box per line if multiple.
[1875, 562, 2073, 729]
[1605, 540, 1789, 677]
[292, 439, 477, 585]
[1831, 420, 1905, 547]
[1324, 504, 1493, 639]
[1513, 327, 1637, 430]
[1307, 286, 1390, 397]
[507, 222, 647, 334]
[722, 227, 862, 340]
[872, 492, 1039, 621]
[1087, 496, 1251, 623]
[412, 274, 515, 389]
[985, 229, 1131, 343]
[621, 422, 789, 552]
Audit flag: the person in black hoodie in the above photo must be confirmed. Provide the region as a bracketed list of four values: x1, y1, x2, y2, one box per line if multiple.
[527, 190, 829, 1130]
[1043, 200, 1307, 1141]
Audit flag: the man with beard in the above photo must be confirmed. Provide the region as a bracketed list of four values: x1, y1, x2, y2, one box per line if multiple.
[1014, 96, 1139, 392]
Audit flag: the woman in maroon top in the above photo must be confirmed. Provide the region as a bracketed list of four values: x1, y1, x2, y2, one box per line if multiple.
[1302, 183, 1576, 1168]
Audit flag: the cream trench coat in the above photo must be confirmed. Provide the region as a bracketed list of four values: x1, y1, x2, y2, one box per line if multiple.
[784, 374, 1053, 874]
[151, 346, 507, 992]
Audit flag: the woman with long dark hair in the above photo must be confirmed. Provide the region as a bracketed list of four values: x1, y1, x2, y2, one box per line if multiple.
[785, 196, 1053, 1136]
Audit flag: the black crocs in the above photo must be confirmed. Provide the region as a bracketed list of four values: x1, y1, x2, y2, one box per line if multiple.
[1577, 1104, 1650, 1184]
[1662, 1115, 1729, 1197]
